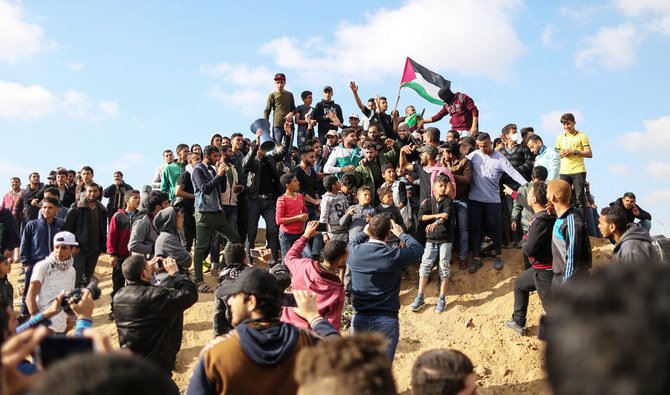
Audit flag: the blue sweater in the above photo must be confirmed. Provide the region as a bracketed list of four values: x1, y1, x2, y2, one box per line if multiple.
[347, 233, 423, 317]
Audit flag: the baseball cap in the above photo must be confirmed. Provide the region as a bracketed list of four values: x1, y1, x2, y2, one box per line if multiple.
[348, 113, 359, 120]
[53, 231, 78, 247]
[323, 85, 333, 93]
[274, 73, 286, 81]
[326, 130, 338, 137]
[416, 144, 438, 156]
[219, 267, 281, 297]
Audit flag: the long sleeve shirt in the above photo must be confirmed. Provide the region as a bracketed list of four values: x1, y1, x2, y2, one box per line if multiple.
[275, 194, 307, 234]
[467, 150, 528, 204]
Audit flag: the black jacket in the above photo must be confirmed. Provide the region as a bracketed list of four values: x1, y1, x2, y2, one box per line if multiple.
[103, 182, 134, 218]
[64, 200, 107, 252]
[113, 273, 198, 374]
[522, 210, 556, 269]
[610, 198, 652, 224]
[500, 144, 533, 188]
[14, 183, 45, 222]
[243, 137, 290, 199]
[418, 196, 454, 243]
[0, 208, 20, 253]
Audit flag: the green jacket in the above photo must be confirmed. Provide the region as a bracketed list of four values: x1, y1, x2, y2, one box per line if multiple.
[354, 148, 398, 200]
[161, 161, 187, 201]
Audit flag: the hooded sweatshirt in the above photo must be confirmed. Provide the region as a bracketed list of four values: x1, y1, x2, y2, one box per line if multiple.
[128, 209, 159, 257]
[186, 319, 338, 395]
[154, 207, 192, 269]
[612, 224, 660, 265]
[281, 236, 345, 330]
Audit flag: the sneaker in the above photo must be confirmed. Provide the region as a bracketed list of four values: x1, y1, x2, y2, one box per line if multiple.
[494, 256, 504, 270]
[435, 297, 446, 313]
[469, 259, 483, 273]
[410, 295, 425, 311]
[505, 319, 526, 336]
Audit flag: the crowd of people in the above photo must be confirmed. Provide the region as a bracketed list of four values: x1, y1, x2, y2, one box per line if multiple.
[0, 72, 665, 395]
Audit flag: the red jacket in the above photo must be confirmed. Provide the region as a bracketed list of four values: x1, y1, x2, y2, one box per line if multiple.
[107, 209, 132, 257]
[281, 236, 344, 330]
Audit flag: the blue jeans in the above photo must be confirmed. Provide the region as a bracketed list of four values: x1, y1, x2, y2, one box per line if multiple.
[273, 125, 294, 147]
[420, 242, 452, 280]
[351, 314, 399, 361]
[638, 219, 652, 232]
[455, 200, 469, 260]
[279, 231, 302, 262]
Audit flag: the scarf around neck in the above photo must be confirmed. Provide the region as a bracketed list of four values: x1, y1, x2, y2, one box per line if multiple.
[46, 253, 74, 275]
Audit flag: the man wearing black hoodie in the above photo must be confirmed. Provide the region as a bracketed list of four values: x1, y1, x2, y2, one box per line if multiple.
[609, 192, 653, 232]
[598, 205, 660, 265]
[505, 182, 556, 336]
[313, 86, 344, 143]
[187, 269, 338, 395]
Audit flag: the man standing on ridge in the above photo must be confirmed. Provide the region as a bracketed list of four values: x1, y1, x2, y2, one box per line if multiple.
[419, 86, 479, 137]
[264, 73, 296, 146]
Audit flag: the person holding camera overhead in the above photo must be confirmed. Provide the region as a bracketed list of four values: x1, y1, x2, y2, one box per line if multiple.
[113, 254, 198, 376]
[25, 231, 79, 334]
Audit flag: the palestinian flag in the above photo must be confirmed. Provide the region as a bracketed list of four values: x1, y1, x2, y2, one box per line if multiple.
[400, 58, 450, 106]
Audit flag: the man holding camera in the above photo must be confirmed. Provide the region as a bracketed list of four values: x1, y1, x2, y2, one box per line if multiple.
[113, 254, 198, 376]
[25, 231, 78, 333]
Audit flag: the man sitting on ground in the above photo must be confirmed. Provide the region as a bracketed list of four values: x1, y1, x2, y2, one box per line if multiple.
[187, 271, 338, 395]
[598, 205, 660, 265]
[609, 192, 653, 232]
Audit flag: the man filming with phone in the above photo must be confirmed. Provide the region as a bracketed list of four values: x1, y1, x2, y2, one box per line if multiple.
[113, 254, 198, 376]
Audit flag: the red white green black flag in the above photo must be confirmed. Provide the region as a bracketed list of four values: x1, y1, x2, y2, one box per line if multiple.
[400, 57, 450, 106]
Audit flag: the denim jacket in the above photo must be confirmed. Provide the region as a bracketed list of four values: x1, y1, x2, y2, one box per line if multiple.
[192, 162, 227, 213]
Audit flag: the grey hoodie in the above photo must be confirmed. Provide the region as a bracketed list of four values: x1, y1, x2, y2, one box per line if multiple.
[154, 207, 192, 269]
[613, 224, 660, 265]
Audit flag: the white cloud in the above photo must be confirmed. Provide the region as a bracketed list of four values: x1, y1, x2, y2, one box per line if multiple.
[0, 80, 118, 121]
[207, 85, 265, 117]
[199, 63, 273, 87]
[257, 0, 526, 83]
[643, 189, 670, 206]
[617, 115, 670, 155]
[0, 1, 45, 62]
[0, 80, 56, 119]
[608, 164, 631, 176]
[538, 109, 583, 138]
[65, 60, 85, 71]
[100, 152, 145, 173]
[559, 5, 601, 23]
[614, 0, 670, 35]
[574, 24, 639, 71]
[541, 24, 556, 47]
[646, 161, 670, 180]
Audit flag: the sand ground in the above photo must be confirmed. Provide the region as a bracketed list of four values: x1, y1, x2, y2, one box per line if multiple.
[9, 236, 614, 394]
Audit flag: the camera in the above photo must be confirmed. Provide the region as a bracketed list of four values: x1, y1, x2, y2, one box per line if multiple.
[60, 282, 101, 314]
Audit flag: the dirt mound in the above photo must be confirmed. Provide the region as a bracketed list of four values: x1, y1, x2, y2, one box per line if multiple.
[10, 236, 613, 394]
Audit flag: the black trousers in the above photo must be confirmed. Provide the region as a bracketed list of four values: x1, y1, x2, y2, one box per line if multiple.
[512, 267, 553, 327]
[110, 256, 127, 312]
[559, 172, 587, 215]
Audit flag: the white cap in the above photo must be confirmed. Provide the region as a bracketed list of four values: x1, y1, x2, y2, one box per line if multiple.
[53, 231, 78, 247]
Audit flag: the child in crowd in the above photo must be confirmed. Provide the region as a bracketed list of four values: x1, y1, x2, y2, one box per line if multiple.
[380, 163, 411, 232]
[340, 173, 359, 206]
[411, 175, 454, 313]
[319, 175, 349, 242]
[340, 186, 377, 242]
[375, 187, 405, 248]
[276, 173, 308, 261]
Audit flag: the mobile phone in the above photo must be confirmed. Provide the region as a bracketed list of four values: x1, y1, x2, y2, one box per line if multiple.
[316, 223, 328, 232]
[250, 249, 262, 258]
[282, 292, 297, 307]
[35, 335, 94, 369]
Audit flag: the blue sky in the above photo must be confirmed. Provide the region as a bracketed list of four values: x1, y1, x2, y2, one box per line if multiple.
[1, 0, 669, 235]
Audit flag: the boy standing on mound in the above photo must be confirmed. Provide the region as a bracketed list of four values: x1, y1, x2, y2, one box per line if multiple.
[411, 175, 454, 313]
[547, 179, 591, 286]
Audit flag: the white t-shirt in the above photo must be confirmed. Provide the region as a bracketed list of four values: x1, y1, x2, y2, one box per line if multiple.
[31, 258, 76, 333]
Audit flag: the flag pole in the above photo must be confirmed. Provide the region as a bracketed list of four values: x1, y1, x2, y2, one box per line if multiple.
[393, 85, 402, 112]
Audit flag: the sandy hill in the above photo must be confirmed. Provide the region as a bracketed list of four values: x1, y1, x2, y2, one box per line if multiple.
[9, 236, 615, 394]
